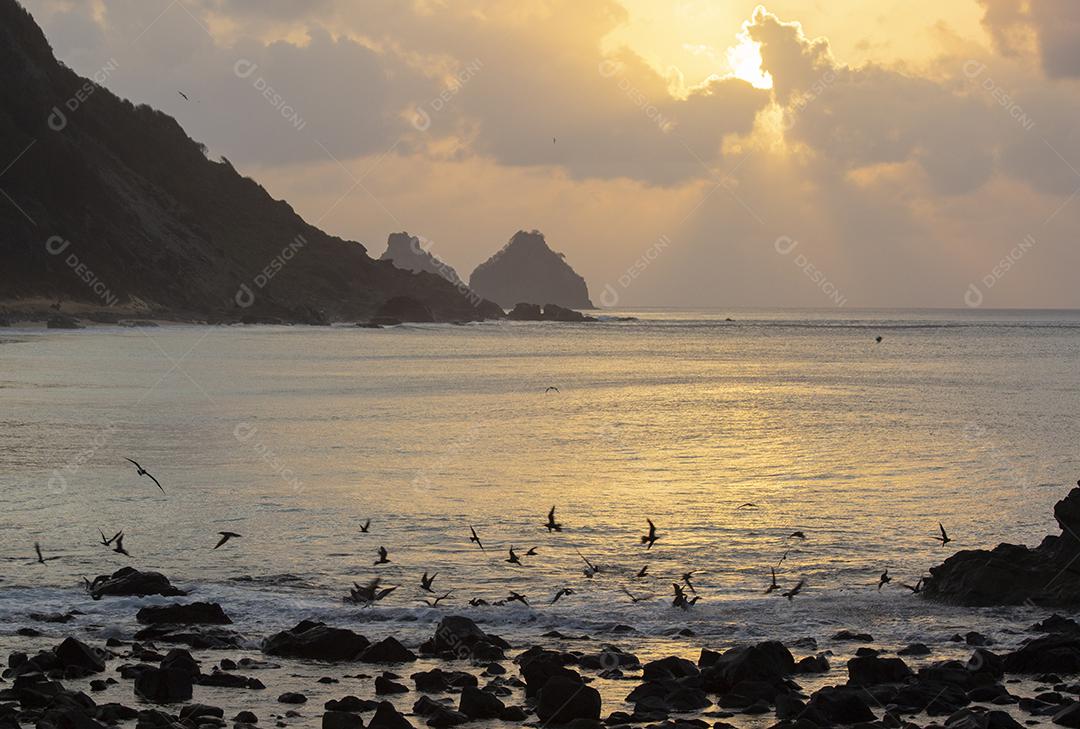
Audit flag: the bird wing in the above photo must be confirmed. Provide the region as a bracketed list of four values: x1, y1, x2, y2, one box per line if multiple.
[939, 523, 948, 539]
[109, 530, 123, 544]
[548, 506, 556, 522]
[146, 472, 165, 493]
[125, 458, 141, 469]
[213, 534, 228, 549]
[647, 518, 656, 537]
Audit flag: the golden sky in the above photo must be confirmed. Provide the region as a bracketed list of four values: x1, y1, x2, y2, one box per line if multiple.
[22, 0, 1080, 308]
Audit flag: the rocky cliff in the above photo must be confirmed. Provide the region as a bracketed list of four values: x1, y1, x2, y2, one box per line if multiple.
[379, 233, 467, 289]
[469, 231, 593, 310]
[0, 0, 499, 324]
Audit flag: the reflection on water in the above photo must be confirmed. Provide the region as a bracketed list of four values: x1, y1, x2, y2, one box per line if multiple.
[1, 309, 1079, 643]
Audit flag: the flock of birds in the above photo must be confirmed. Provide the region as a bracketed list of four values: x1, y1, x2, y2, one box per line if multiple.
[29, 455, 956, 612]
[342, 504, 955, 612]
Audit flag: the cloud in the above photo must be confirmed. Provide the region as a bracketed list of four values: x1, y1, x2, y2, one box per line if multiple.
[978, 0, 1080, 78]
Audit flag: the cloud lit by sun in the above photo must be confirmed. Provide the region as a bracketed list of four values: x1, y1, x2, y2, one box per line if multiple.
[726, 31, 772, 89]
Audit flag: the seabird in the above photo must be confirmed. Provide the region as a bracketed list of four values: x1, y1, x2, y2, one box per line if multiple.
[545, 506, 563, 532]
[360, 519, 371, 533]
[507, 591, 528, 605]
[635, 565, 648, 578]
[875, 336, 883, 343]
[787, 531, 806, 540]
[782, 580, 804, 601]
[901, 578, 924, 594]
[681, 571, 697, 594]
[420, 572, 438, 592]
[776, 549, 791, 568]
[577, 549, 598, 578]
[468, 598, 489, 607]
[545, 386, 560, 393]
[672, 583, 698, 610]
[33, 542, 58, 564]
[933, 523, 952, 547]
[765, 567, 781, 594]
[125, 458, 165, 494]
[641, 518, 659, 549]
[375, 546, 390, 565]
[98, 529, 122, 546]
[550, 587, 574, 604]
[877, 569, 891, 590]
[736, 503, 759, 510]
[113, 533, 130, 557]
[349, 578, 397, 605]
[423, 590, 453, 607]
[469, 526, 484, 551]
[506, 547, 521, 565]
[621, 587, 650, 603]
[525, 547, 539, 556]
[214, 532, 241, 549]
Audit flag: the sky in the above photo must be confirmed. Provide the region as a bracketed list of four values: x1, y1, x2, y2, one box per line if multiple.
[20, 0, 1080, 309]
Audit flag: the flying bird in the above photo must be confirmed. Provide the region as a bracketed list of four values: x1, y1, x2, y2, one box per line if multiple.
[468, 598, 489, 607]
[776, 549, 791, 568]
[877, 569, 891, 590]
[423, 590, 453, 607]
[621, 587, 651, 603]
[736, 503, 759, 510]
[375, 546, 390, 565]
[672, 583, 698, 610]
[901, 578, 924, 594]
[506, 547, 521, 565]
[545, 386, 560, 393]
[765, 567, 781, 594]
[469, 526, 484, 551]
[420, 572, 438, 592]
[33, 542, 59, 564]
[681, 571, 697, 594]
[635, 565, 649, 578]
[178, 91, 189, 100]
[349, 578, 397, 605]
[360, 519, 371, 533]
[525, 547, 539, 556]
[113, 533, 130, 557]
[125, 458, 165, 494]
[545, 506, 563, 532]
[214, 532, 241, 549]
[507, 591, 528, 605]
[550, 587, 574, 604]
[782, 580, 804, 601]
[641, 519, 659, 549]
[577, 549, 598, 578]
[98, 529, 122, 546]
[933, 523, 952, 547]
[787, 531, 806, 540]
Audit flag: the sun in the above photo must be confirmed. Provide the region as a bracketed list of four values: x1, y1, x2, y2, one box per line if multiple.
[726, 32, 772, 89]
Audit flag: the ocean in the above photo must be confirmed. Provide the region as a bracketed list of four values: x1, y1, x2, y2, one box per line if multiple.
[2, 308, 1079, 721]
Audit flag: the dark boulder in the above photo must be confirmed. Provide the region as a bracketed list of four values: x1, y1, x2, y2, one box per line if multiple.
[519, 650, 582, 697]
[135, 602, 231, 625]
[419, 616, 507, 661]
[263, 620, 370, 661]
[847, 655, 913, 686]
[55, 638, 106, 674]
[807, 686, 877, 723]
[699, 642, 794, 695]
[536, 676, 601, 724]
[1005, 634, 1080, 673]
[411, 668, 478, 693]
[375, 675, 409, 694]
[278, 692, 307, 704]
[86, 568, 186, 599]
[323, 710, 364, 729]
[368, 701, 414, 729]
[458, 686, 504, 719]
[898, 643, 932, 656]
[360, 637, 417, 664]
[133, 667, 193, 703]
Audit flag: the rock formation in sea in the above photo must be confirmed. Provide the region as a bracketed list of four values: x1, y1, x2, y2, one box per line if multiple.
[379, 233, 466, 289]
[0, 1, 498, 324]
[923, 486, 1080, 606]
[469, 230, 593, 310]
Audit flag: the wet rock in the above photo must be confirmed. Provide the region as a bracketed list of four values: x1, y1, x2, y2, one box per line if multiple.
[413, 696, 450, 715]
[411, 668, 478, 693]
[278, 692, 307, 704]
[536, 676, 602, 724]
[368, 701, 414, 729]
[136, 602, 231, 625]
[644, 657, 699, 681]
[699, 642, 794, 698]
[419, 616, 508, 661]
[47, 315, 82, 329]
[375, 675, 409, 695]
[133, 667, 193, 703]
[1005, 634, 1080, 674]
[197, 669, 264, 689]
[360, 637, 417, 664]
[55, 637, 107, 674]
[1054, 702, 1080, 727]
[847, 655, 913, 686]
[323, 710, 364, 729]
[519, 649, 582, 697]
[832, 630, 874, 642]
[325, 696, 379, 712]
[795, 655, 829, 673]
[499, 705, 528, 721]
[179, 703, 224, 720]
[30, 612, 76, 624]
[458, 686, 504, 719]
[133, 623, 244, 649]
[86, 567, 185, 599]
[806, 686, 876, 724]
[579, 646, 640, 671]
[1033, 616, 1080, 634]
[899, 643, 932, 656]
[263, 620, 370, 661]
[234, 711, 259, 723]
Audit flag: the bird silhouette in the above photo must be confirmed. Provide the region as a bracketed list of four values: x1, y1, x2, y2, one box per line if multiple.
[576, 549, 598, 577]
[125, 458, 165, 494]
[468, 598, 489, 607]
[214, 532, 241, 549]
[506, 547, 521, 565]
[776, 549, 791, 568]
[98, 529, 122, 546]
[507, 591, 528, 605]
[672, 583, 698, 610]
[681, 571, 697, 594]
[423, 590, 453, 607]
[736, 503, 759, 510]
[550, 587, 574, 604]
[469, 526, 484, 551]
[782, 580, 804, 600]
[933, 523, 952, 547]
[545, 386, 560, 393]
[545, 506, 563, 532]
[33, 542, 60, 564]
[787, 531, 806, 540]
[525, 547, 539, 556]
[349, 578, 397, 605]
[113, 533, 130, 557]
[765, 567, 781, 594]
[621, 587, 651, 603]
[360, 519, 371, 533]
[875, 336, 883, 343]
[178, 91, 189, 101]
[635, 565, 649, 578]
[420, 572, 438, 592]
[877, 569, 891, 590]
[901, 578, 924, 594]
[375, 546, 390, 565]
[641, 518, 659, 549]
